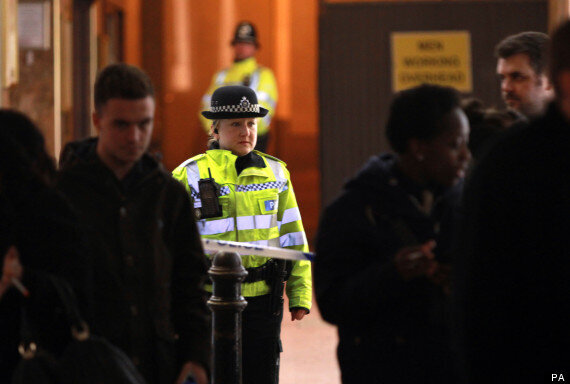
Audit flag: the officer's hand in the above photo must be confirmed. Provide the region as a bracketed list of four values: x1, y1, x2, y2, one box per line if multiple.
[290, 308, 308, 321]
[175, 361, 208, 384]
[393, 240, 437, 281]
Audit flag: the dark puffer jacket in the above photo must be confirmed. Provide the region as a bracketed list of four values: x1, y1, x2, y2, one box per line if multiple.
[314, 153, 463, 384]
[57, 138, 210, 384]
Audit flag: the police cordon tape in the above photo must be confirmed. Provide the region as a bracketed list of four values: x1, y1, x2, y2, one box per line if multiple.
[201, 238, 315, 262]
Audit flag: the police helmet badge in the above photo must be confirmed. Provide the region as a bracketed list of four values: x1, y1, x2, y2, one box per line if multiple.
[240, 96, 251, 110]
[238, 24, 252, 39]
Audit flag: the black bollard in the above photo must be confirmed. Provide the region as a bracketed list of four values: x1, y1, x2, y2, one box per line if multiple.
[207, 251, 248, 384]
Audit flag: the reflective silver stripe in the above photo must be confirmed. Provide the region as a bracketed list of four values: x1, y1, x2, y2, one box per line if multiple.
[281, 207, 302, 225]
[202, 94, 211, 105]
[198, 218, 235, 235]
[215, 70, 228, 85]
[184, 161, 202, 208]
[262, 114, 272, 127]
[279, 231, 306, 247]
[249, 69, 261, 90]
[185, 161, 201, 195]
[264, 158, 288, 192]
[257, 91, 276, 109]
[236, 214, 277, 230]
[178, 158, 193, 168]
[244, 238, 280, 247]
[257, 90, 275, 126]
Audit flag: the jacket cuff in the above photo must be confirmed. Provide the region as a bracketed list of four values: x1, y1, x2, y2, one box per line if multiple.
[289, 306, 310, 315]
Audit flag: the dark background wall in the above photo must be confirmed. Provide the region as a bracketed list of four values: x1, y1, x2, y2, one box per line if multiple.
[319, 0, 547, 208]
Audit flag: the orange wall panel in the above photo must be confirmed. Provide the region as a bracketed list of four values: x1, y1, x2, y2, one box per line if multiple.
[290, 0, 318, 135]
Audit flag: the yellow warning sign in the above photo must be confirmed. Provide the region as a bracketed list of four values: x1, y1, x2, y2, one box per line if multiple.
[391, 31, 472, 92]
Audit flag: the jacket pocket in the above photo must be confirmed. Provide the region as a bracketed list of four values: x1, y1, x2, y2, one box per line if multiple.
[257, 192, 279, 215]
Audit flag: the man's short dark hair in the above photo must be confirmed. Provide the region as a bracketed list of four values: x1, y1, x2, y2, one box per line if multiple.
[94, 63, 154, 111]
[386, 84, 460, 154]
[494, 31, 549, 75]
[549, 20, 570, 91]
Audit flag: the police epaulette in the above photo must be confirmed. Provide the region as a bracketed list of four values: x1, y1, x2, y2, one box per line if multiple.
[188, 153, 207, 162]
[255, 150, 287, 166]
[176, 153, 206, 169]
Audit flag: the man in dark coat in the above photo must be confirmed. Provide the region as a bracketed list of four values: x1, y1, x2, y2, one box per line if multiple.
[315, 85, 470, 383]
[57, 64, 210, 384]
[455, 21, 570, 383]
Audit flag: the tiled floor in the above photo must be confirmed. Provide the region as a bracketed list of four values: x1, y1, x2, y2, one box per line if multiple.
[279, 296, 341, 384]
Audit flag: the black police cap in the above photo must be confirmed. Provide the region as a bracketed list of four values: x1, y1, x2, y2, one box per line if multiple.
[201, 85, 269, 120]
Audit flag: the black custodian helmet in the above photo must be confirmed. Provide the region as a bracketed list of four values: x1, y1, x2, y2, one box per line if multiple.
[231, 21, 259, 46]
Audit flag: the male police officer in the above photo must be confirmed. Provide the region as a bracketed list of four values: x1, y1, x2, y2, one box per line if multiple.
[495, 31, 554, 119]
[199, 21, 278, 152]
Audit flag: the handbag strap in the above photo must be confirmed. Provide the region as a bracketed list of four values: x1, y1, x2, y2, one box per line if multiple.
[18, 274, 90, 359]
[18, 305, 38, 359]
[46, 274, 90, 341]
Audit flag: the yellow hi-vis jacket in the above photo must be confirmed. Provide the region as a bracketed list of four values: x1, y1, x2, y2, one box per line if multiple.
[199, 57, 278, 136]
[172, 150, 312, 311]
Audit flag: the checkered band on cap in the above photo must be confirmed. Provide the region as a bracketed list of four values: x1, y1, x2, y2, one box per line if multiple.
[210, 103, 260, 114]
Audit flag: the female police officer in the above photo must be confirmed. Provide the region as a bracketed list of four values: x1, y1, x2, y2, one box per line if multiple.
[173, 85, 312, 384]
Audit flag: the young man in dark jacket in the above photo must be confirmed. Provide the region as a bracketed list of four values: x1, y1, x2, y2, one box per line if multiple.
[57, 64, 210, 384]
[314, 85, 470, 384]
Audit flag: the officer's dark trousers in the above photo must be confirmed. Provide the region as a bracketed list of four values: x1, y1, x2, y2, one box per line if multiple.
[242, 294, 283, 384]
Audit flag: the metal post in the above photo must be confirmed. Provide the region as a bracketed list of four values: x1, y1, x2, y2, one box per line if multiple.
[207, 251, 248, 384]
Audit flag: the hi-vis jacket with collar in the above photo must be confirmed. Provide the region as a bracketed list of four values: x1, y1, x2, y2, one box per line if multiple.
[199, 57, 278, 136]
[172, 149, 312, 310]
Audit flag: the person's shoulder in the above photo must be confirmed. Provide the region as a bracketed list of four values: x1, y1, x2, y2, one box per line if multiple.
[174, 154, 207, 170]
[256, 151, 286, 166]
[59, 137, 98, 170]
[159, 166, 192, 196]
[477, 122, 534, 166]
[466, 122, 539, 198]
[318, 184, 372, 230]
[442, 178, 465, 208]
[214, 66, 230, 76]
[257, 64, 275, 74]
[256, 65, 277, 83]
